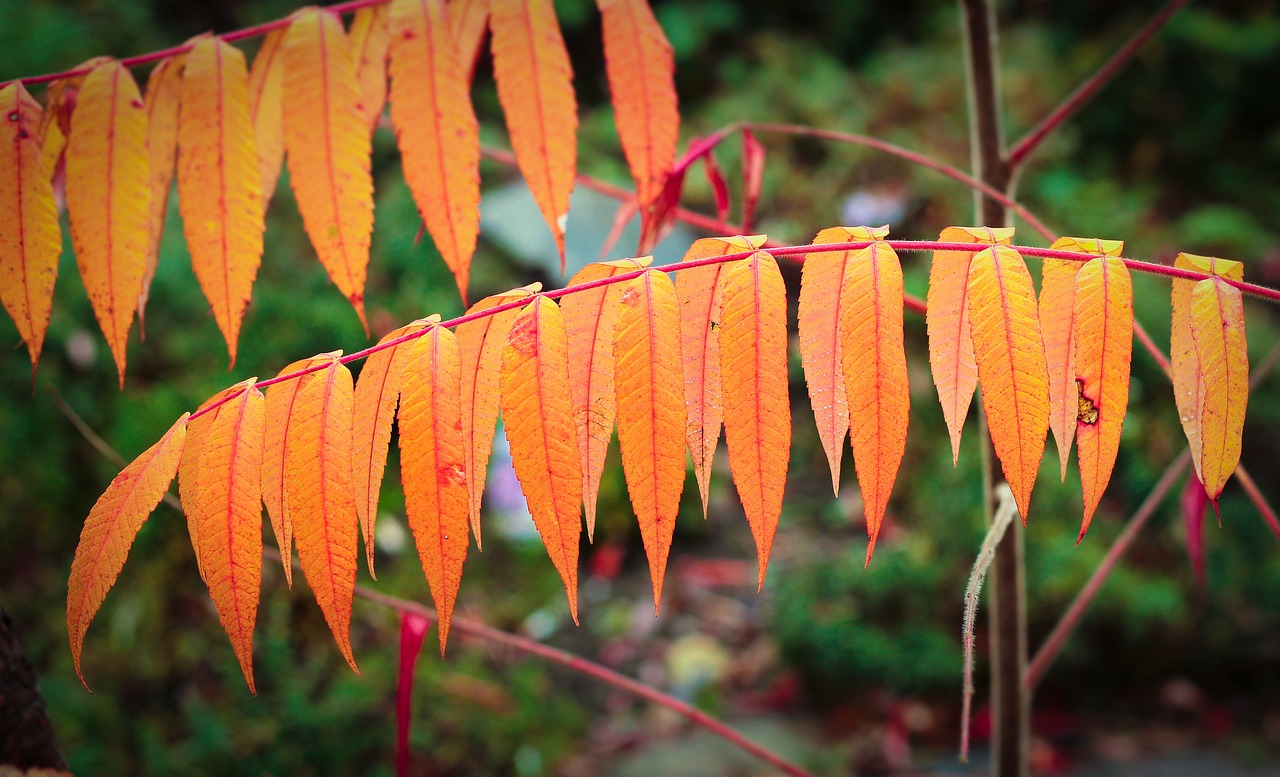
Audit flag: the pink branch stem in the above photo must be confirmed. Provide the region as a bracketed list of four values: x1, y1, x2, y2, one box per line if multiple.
[1234, 465, 1280, 544]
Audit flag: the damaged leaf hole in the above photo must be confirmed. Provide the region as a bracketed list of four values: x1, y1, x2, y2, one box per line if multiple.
[1075, 378, 1099, 425]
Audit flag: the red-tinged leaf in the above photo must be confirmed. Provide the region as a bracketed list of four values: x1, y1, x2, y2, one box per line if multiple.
[1040, 237, 1124, 482]
[68, 413, 189, 688]
[397, 611, 430, 777]
[1073, 255, 1133, 540]
[966, 245, 1050, 519]
[598, 0, 678, 240]
[561, 256, 652, 538]
[449, 0, 490, 84]
[65, 59, 152, 386]
[1170, 253, 1244, 485]
[353, 321, 430, 577]
[398, 324, 470, 650]
[180, 387, 240, 584]
[740, 129, 764, 233]
[248, 28, 287, 212]
[638, 162, 684, 254]
[926, 226, 1014, 464]
[389, 0, 482, 302]
[287, 355, 361, 671]
[719, 251, 790, 589]
[39, 110, 66, 193]
[283, 8, 374, 330]
[1181, 471, 1208, 591]
[138, 54, 186, 334]
[490, 0, 576, 269]
[456, 284, 540, 546]
[262, 355, 333, 588]
[500, 297, 583, 620]
[675, 235, 766, 516]
[0, 83, 61, 375]
[702, 150, 729, 225]
[840, 241, 909, 563]
[185, 379, 265, 692]
[1190, 277, 1248, 501]
[798, 226, 890, 494]
[349, 4, 390, 130]
[613, 270, 686, 611]
[598, 197, 639, 260]
[178, 37, 265, 367]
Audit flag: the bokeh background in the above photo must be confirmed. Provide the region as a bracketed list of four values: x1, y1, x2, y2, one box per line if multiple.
[1, 0, 1279, 774]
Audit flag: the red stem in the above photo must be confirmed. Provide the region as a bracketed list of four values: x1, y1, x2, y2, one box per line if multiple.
[1008, 0, 1193, 167]
[1234, 465, 1280, 544]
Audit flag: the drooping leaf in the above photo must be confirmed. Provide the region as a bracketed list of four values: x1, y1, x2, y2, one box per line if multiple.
[701, 149, 730, 225]
[286, 354, 361, 671]
[353, 320, 430, 576]
[1072, 255, 1133, 540]
[840, 241, 910, 562]
[0, 83, 61, 374]
[597, 0, 678, 239]
[613, 269, 686, 611]
[398, 323, 470, 650]
[178, 37, 265, 366]
[798, 226, 889, 494]
[184, 379, 265, 692]
[180, 387, 237, 584]
[68, 413, 189, 688]
[926, 226, 1013, 464]
[39, 110, 66, 190]
[283, 8, 374, 330]
[456, 284, 540, 546]
[675, 235, 766, 516]
[489, 0, 576, 269]
[396, 612, 430, 777]
[500, 297, 583, 620]
[966, 245, 1049, 518]
[561, 256, 651, 538]
[449, 0, 490, 84]
[138, 54, 186, 333]
[1181, 471, 1208, 590]
[389, 0, 482, 302]
[719, 251, 790, 589]
[1189, 276, 1248, 501]
[247, 27, 287, 212]
[740, 129, 764, 233]
[349, 4, 391, 130]
[65, 59, 152, 386]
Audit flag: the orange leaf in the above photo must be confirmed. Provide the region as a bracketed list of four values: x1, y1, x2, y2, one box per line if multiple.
[1170, 253, 1244, 485]
[456, 284, 540, 546]
[1072, 255, 1133, 539]
[675, 235, 766, 516]
[449, 0, 490, 84]
[138, 54, 186, 334]
[247, 28, 287, 212]
[798, 226, 889, 494]
[926, 226, 1013, 464]
[65, 59, 152, 386]
[501, 297, 583, 620]
[68, 412, 188, 688]
[349, 4, 390, 130]
[613, 269, 686, 611]
[286, 354, 361, 671]
[1040, 238, 1124, 481]
[178, 37, 265, 367]
[489, 0, 576, 269]
[561, 256, 652, 538]
[840, 241, 909, 562]
[389, 0, 482, 302]
[0, 83, 61, 375]
[597, 0, 678, 238]
[184, 379, 265, 692]
[966, 245, 1049, 518]
[179, 387, 238, 584]
[283, 8, 374, 330]
[398, 323, 470, 651]
[719, 251, 790, 589]
[1190, 277, 1248, 501]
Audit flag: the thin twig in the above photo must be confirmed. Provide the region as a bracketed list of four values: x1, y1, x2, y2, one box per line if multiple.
[1234, 466, 1280, 544]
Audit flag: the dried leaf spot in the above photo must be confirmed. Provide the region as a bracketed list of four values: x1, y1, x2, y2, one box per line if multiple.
[7, 111, 18, 121]
[1075, 379, 1099, 426]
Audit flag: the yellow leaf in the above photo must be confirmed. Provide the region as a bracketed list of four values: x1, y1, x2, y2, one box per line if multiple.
[398, 323, 470, 651]
[68, 413, 188, 688]
[139, 54, 186, 334]
[449, 0, 490, 84]
[1190, 277, 1248, 500]
[966, 245, 1049, 518]
[349, 4, 390, 130]
[501, 297, 583, 620]
[283, 8, 374, 330]
[613, 269, 685, 611]
[248, 28, 287, 212]
[180, 387, 239, 584]
[65, 59, 152, 386]
[926, 226, 1013, 464]
[719, 251, 790, 589]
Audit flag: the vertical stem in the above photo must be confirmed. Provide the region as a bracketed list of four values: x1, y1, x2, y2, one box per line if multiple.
[959, 0, 1028, 775]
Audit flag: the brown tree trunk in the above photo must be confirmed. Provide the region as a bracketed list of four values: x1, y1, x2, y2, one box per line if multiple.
[0, 605, 67, 771]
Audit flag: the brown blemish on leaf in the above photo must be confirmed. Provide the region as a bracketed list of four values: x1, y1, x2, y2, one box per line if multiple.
[1075, 378, 1099, 425]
